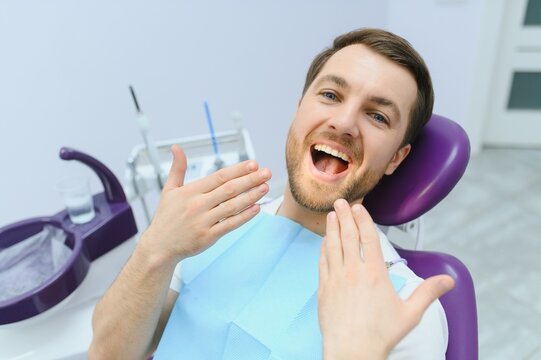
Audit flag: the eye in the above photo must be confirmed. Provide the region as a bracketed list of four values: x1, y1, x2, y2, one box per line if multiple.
[320, 91, 338, 102]
[370, 113, 389, 125]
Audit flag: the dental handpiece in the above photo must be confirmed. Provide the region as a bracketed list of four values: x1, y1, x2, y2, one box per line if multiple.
[204, 101, 225, 172]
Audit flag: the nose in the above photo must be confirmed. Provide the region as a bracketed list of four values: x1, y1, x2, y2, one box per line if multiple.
[326, 104, 360, 138]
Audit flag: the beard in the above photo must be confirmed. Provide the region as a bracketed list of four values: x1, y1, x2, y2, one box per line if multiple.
[285, 128, 384, 212]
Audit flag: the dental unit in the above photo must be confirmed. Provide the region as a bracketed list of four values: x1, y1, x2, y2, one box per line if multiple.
[124, 97, 256, 226]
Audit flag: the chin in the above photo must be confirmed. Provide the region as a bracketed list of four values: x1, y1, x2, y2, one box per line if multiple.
[288, 174, 358, 213]
[288, 182, 337, 212]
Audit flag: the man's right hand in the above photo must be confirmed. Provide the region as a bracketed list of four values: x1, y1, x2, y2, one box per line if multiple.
[142, 144, 272, 264]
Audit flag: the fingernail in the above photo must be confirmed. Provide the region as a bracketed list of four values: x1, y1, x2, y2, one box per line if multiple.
[334, 198, 346, 209]
[352, 204, 363, 214]
[247, 161, 258, 171]
[327, 211, 336, 220]
[260, 168, 270, 179]
[439, 276, 455, 292]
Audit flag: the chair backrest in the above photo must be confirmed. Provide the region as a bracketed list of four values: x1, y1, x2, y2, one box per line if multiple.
[364, 114, 471, 226]
[364, 114, 478, 360]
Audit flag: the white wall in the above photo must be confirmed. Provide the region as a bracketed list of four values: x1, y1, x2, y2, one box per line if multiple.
[0, 0, 387, 227]
[386, 0, 489, 153]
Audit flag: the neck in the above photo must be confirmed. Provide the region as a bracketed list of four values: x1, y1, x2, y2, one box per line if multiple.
[276, 185, 327, 236]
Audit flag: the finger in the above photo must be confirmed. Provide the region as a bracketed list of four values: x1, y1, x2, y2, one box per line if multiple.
[207, 182, 269, 225]
[325, 211, 343, 269]
[333, 199, 361, 266]
[205, 168, 271, 207]
[195, 160, 259, 194]
[405, 275, 455, 325]
[163, 145, 188, 190]
[319, 237, 329, 284]
[352, 204, 384, 265]
[209, 203, 261, 238]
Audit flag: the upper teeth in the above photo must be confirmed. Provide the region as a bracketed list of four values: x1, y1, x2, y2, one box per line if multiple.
[314, 144, 351, 163]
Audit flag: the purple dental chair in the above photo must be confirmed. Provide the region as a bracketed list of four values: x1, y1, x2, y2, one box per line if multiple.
[364, 114, 478, 360]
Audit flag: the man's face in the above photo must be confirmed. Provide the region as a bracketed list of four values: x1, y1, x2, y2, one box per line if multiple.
[286, 44, 416, 212]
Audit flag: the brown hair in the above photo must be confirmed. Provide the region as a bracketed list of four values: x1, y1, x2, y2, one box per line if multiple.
[302, 28, 434, 145]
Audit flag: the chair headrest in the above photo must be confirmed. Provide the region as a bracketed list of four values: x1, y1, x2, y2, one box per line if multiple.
[364, 114, 470, 226]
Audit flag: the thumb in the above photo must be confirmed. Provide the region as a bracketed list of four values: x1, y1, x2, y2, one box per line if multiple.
[405, 275, 455, 324]
[163, 144, 187, 190]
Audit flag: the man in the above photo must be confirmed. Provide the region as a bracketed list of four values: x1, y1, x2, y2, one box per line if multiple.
[90, 28, 451, 359]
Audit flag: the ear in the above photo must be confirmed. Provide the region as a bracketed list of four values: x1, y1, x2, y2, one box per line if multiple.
[384, 144, 411, 175]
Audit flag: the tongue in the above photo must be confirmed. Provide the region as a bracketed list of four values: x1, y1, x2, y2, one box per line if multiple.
[315, 153, 347, 175]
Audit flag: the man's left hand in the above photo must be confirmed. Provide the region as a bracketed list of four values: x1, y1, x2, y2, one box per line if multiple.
[317, 199, 454, 360]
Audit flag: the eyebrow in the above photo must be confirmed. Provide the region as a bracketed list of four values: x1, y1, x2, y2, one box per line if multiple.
[368, 96, 401, 123]
[313, 74, 350, 91]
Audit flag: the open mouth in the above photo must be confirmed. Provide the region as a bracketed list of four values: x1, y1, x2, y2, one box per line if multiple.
[310, 144, 351, 176]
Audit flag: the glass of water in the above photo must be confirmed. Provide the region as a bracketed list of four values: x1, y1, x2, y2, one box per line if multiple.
[57, 177, 96, 224]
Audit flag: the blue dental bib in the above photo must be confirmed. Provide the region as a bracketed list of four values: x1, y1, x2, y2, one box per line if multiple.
[154, 212, 406, 360]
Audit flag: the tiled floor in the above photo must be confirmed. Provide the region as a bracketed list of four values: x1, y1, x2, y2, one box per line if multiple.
[421, 148, 541, 359]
